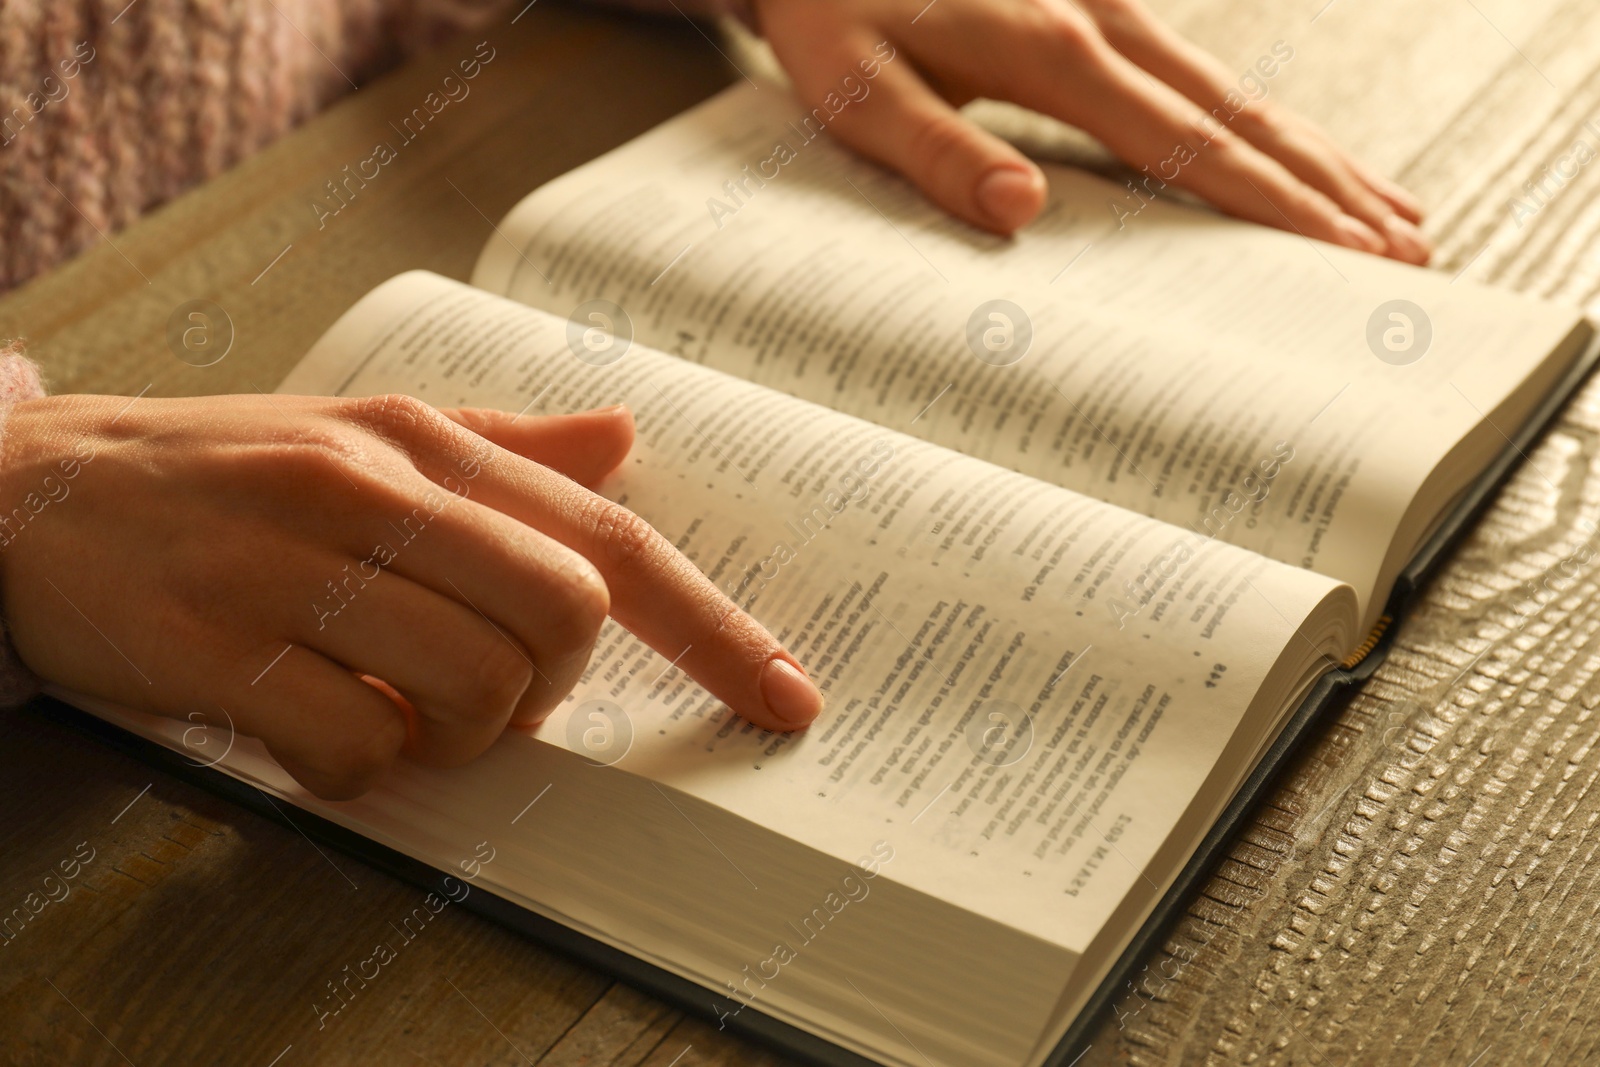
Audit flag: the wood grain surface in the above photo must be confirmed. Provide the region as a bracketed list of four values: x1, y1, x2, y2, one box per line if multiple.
[4, 1, 1600, 1064]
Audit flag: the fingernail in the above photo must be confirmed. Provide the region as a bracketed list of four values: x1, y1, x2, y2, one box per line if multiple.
[1381, 214, 1433, 265]
[975, 166, 1045, 232]
[760, 657, 823, 726]
[1333, 214, 1385, 254]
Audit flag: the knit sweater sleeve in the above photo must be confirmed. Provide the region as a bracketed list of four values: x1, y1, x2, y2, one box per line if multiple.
[0, 344, 45, 707]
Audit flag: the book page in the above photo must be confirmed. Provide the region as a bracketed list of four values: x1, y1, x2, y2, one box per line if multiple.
[471, 83, 1586, 632]
[279, 271, 1356, 951]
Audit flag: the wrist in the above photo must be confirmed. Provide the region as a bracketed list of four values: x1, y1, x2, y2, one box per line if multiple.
[0, 355, 53, 704]
[0, 393, 113, 702]
[0, 395, 96, 573]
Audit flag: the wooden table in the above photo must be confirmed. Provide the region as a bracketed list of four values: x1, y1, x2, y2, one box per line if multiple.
[5, 1, 1600, 1064]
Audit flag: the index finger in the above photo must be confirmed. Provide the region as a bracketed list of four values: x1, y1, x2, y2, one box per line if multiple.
[449, 444, 825, 734]
[1074, 0, 1426, 226]
[1004, 30, 1387, 254]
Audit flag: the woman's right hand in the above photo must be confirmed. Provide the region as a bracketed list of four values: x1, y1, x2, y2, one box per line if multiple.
[0, 392, 823, 799]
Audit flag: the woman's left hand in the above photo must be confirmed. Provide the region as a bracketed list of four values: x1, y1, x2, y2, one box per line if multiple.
[754, 0, 1431, 263]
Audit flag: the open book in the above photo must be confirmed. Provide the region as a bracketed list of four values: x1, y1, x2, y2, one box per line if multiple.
[58, 85, 1595, 1066]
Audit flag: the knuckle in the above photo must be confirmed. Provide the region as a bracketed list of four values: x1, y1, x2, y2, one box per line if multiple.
[340, 392, 450, 443]
[542, 558, 611, 659]
[1287, 179, 1342, 221]
[906, 113, 979, 179]
[567, 553, 614, 621]
[1077, 0, 1142, 29]
[585, 498, 661, 574]
[257, 432, 368, 495]
[468, 639, 536, 712]
[300, 429, 366, 468]
[1203, 123, 1246, 157]
[1203, 129, 1265, 176]
[1030, 2, 1098, 55]
[1231, 100, 1290, 145]
[306, 716, 405, 799]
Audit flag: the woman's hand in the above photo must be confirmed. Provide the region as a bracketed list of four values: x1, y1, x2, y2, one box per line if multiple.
[0, 393, 823, 799]
[754, 0, 1430, 263]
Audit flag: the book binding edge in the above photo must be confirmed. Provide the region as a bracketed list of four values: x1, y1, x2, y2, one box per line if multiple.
[1047, 318, 1600, 1064]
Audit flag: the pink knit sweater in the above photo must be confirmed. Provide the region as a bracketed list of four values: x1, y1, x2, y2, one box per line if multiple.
[1, 0, 749, 291]
[0, 0, 746, 705]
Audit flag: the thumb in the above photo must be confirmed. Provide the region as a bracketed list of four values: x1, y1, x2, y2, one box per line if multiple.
[438, 404, 635, 487]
